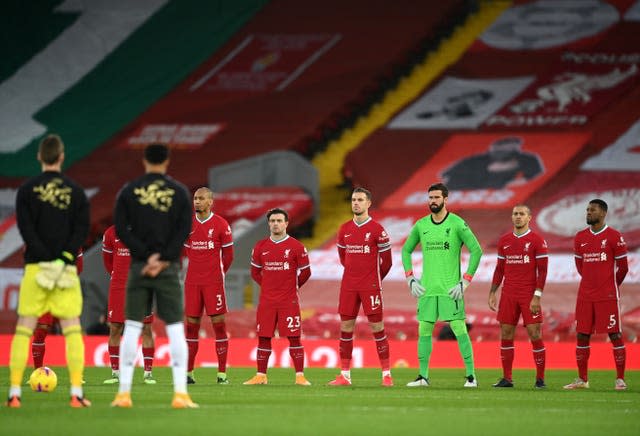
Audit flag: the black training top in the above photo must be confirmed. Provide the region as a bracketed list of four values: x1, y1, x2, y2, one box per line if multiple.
[114, 172, 191, 262]
[16, 171, 89, 264]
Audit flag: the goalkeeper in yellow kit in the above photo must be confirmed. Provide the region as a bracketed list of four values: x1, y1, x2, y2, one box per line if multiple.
[6, 134, 91, 408]
[402, 183, 482, 387]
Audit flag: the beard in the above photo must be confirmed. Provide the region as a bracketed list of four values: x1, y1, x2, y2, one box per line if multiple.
[430, 203, 444, 214]
[586, 217, 599, 225]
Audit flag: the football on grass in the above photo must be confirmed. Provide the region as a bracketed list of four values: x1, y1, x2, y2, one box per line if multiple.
[29, 366, 58, 392]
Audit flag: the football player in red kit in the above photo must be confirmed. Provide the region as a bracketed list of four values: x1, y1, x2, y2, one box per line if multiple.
[244, 208, 311, 386]
[564, 199, 628, 391]
[102, 225, 156, 384]
[488, 205, 548, 389]
[183, 187, 234, 385]
[328, 188, 393, 387]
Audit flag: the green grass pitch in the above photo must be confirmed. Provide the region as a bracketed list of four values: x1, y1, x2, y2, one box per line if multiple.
[1, 367, 638, 435]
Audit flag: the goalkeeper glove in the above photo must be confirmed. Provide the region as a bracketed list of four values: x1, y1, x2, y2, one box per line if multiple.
[35, 259, 65, 290]
[56, 265, 78, 289]
[406, 275, 425, 298]
[448, 273, 472, 300]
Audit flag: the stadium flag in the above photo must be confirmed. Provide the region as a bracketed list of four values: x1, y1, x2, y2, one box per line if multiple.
[388, 76, 533, 129]
[381, 132, 588, 210]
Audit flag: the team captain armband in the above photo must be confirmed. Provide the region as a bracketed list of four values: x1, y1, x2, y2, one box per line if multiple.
[405, 270, 414, 278]
[462, 273, 473, 282]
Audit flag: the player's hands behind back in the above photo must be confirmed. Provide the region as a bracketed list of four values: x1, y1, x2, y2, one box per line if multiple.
[36, 260, 65, 290]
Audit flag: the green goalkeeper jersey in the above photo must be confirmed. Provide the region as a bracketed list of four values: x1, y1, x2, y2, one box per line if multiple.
[402, 212, 482, 297]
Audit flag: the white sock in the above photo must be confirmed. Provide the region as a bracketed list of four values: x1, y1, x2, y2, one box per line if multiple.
[9, 386, 21, 397]
[118, 320, 143, 394]
[382, 370, 391, 377]
[341, 370, 351, 379]
[71, 386, 83, 397]
[166, 322, 187, 394]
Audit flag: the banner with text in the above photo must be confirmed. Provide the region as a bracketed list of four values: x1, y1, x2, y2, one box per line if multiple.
[1, 335, 638, 369]
[381, 133, 588, 210]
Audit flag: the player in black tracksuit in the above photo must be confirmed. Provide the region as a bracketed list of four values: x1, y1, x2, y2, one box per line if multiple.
[111, 143, 196, 408]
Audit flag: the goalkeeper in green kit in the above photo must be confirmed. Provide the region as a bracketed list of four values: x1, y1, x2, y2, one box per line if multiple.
[402, 183, 482, 387]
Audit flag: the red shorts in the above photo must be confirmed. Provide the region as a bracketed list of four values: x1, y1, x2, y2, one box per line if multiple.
[184, 283, 227, 317]
[497, 293, 543, 326]
[338, 289, 384, 318]
[108, 287, 154, 324]
[36, 313, 58, 326]
[256, 302, 301, 338]
[575, 299, 621, 335]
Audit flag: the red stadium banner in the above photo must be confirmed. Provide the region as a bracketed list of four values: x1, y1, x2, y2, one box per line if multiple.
[214, 187, 314, 228]
[381, 133, 588, 210]
[484, 60, 639, 127]
[188, 33, 341, 98]
[120, 123, 225, 150]
[0, 335, 638, 369]
[535, 171, 640, 251]
[471, 0, 627, 52]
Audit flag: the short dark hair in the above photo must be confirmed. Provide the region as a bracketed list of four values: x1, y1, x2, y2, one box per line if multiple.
[513, 204, 532, 215]
[589, 198, 608, 212]
[352, 187, 372, 201]
[38, 134, 64, 165]
[267, 208, 288, 222]
[428, 182, 449, 198]
[144, 143, 169, 164]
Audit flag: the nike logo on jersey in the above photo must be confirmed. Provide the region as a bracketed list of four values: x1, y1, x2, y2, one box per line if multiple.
[344, 234, 351, 238]
[532, 313, 541, 319]
[290, 328, 300, 333]
[503, 245, 510, 249]
[580, 243, 588, 247]
[262, 251, 270, 255]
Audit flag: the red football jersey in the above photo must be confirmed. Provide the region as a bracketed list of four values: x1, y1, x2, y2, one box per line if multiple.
[574, 225, 627, 301]
[494, 229, 548, 298]
[102, 225, 131, 290]
[184, 213, 233, 285]
[251, 235, 310, 305]
[337, 217, 391, 291]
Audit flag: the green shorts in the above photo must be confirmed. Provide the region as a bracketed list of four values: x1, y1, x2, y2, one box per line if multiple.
[126, 261, 183, 324]
[417, 295, 466, 323]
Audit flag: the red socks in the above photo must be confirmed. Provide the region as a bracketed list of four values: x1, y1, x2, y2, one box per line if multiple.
[288, 337, 305, 373]
[257, 337, 272, 373]
[531, 339, 546, 380]
[611, 336, 626, 380]
[500, 339, 515, 381]
[339, 331, 354, 371]
[212, 321, 228, 373]
[31, 326, 48, 368]
[186, 322, 200, 372]
[577, 337, 591, 381]
[108, 345, 120, 371]
[373, 330, 390, 372]
[142, 347, 154, 372]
